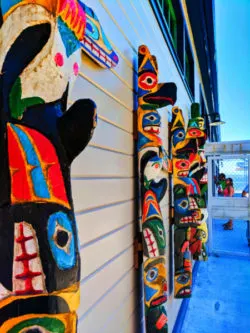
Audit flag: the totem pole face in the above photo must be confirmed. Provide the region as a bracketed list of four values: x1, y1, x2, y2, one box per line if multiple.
[174, 229, 192, 298]
[171, 103, 208, 298]
[173, 178, 202, 227]
[0, 0, 117, 331]
[171, 107, 197, 156]
[79, 1, 119, 68]
[142, 191, 166, 257]
[138, 45, 176, 151]
[138, 45, 177, 333]
[144, 257, 168, 309]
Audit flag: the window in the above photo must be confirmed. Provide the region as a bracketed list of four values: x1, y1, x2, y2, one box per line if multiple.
[150, 0, 195, 98]
[162, 0, 177, 49]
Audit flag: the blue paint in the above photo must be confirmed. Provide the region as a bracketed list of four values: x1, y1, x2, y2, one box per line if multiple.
[172, 128, 185, 147]
[175, 197, 189, 215]
[142, 112, 161, 128]
[11, 124, 50, 199]
[0, 0, 21, 16]
[176, 272, 190, 285]
[145, 284, 157, 302]
[85, 17, 99, 41]
[142, 59, 155, 72]
[137, 132, 151, 151]
[47, 212, 76, 270]
[146, 267, 158, 282]
[57, 17, 80, 57]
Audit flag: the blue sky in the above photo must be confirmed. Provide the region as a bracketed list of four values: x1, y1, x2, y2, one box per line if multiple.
[215, 0, 250, 141]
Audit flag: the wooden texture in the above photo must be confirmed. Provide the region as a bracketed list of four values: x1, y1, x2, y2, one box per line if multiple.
[70, 0, 202, 332]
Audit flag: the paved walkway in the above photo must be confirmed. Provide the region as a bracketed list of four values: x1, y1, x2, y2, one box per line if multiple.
[180, 255, 250, 333]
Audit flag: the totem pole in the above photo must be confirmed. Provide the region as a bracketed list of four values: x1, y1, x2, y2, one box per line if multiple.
[137, 45, 177, 333]
[170, 103, 207, 298]
[186, 104, 208, 261]
[0, 0, 118, 331]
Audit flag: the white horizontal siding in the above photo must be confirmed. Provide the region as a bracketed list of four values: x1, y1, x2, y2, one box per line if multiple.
[69, 0, 201, 332]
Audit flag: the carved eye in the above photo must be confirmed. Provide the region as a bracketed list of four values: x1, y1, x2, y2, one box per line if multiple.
[188, 129, 202, 137]
[86, 18, 99, 40]
[47, 212, 76, 270]
[177, 273, 190, 284]
[157, 226, 165, 240]
[176, 160, 189, 169]
[179, 200, 188, 209]
[139, 72, 157, 90]
[177, 132, 184, 138]
[146, 267, 159, 282]
[146, 115, 157, 122]
[173, 129, 185, 146]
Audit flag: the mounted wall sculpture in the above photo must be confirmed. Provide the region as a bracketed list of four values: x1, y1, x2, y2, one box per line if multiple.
[0, 0, 118, 331]
[170, 103, 207, 299]
[137, 45, 177, 333]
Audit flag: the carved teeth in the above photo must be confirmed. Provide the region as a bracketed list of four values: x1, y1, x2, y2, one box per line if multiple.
[179, 288, 190, 295]
[180, 216, 194, 223]
[144, 126, 160, 133]
[13, 222, 47, 295]
[143, 228, 159, 257]
[82, 37, 114, 67]
[178, 171, 188, 176]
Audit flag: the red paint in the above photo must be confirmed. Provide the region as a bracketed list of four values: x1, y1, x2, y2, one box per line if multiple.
[152, 295, 167, 307]
[156, 312, 168, 330]
[25, 127, 69, 206]
[7, 125, 32, 202]
[139, 72, 158, 90]
[54, 52, 64, 67]
[57, 0, 86, 41]
[14, 223, 43, 295]
[142, 190, 162, 223]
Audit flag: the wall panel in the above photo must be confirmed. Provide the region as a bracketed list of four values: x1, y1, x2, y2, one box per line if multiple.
[70, 0, 202, 331]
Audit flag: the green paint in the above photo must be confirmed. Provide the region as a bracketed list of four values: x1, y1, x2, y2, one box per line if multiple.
[9, 77, 45, 119]
[7, 317, 65, 333]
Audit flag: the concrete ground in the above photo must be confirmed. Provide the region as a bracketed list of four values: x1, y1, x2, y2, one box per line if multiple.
[180, 219, 250, 333]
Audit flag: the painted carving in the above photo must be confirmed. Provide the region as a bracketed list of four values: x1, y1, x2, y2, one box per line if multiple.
[170, 103, 208, 298]
[0, 0, 117, 331]
[137, 45, 177, 332]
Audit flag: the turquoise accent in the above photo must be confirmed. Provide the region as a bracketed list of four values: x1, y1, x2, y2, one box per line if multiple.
[0, 0, 21, 16]
[11, 124, 50, 199]
[57, 17, 80, 57]
[47, 212, 76, 270]
[86, 17, 99, 40]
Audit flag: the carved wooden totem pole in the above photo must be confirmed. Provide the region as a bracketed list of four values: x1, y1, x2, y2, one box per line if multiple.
[137, 45, 177, 333]
[170, 103, 208, 299]
[0, 0, 118, 331]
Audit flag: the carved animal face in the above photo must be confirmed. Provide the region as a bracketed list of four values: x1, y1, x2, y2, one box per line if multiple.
[144, 257, 167, 309]
[174, 178, 202, 226]
[138, 45, 176, 109]
[79, 1, 119, 68]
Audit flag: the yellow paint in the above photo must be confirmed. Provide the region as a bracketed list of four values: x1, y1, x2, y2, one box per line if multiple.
[0, 283, 80, 313]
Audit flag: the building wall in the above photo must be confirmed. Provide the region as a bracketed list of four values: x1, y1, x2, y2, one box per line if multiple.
[69, 0, 200, 332]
